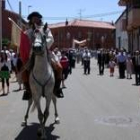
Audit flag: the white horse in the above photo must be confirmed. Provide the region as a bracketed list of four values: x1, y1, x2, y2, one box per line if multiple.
[22, 27, 60, 139]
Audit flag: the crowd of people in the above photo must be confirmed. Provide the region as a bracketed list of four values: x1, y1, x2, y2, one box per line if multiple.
[1, 45, 140, 96]
[53, 47, 140, 88]
[96, 48, 140, 85]
[0, 47, 23, 95]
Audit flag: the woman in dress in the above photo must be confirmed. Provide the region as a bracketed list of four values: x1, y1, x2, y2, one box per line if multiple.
[0, 52, 10, 95]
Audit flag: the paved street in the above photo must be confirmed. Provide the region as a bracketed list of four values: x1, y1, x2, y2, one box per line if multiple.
[0, 58, 140, 140]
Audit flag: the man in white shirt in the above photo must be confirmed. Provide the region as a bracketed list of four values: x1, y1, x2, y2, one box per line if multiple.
[82, 48, 91, 74]
[117, 50, 127, 79]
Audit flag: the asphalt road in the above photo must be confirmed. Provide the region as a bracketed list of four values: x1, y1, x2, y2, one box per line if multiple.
[0, 58, 140, 140]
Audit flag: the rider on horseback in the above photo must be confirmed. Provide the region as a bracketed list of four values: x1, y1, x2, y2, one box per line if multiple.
[21, 11, 64, 99]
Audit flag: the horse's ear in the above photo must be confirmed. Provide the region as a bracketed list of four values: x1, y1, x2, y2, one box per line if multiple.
[43, 23, 48, 31]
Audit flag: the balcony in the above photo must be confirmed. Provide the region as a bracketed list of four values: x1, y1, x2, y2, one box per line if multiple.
[127, 8, 140, 30]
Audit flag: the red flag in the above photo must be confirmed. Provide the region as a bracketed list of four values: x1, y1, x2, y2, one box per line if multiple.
[20, 31, 31, 64]
[10, 19, 31, 64]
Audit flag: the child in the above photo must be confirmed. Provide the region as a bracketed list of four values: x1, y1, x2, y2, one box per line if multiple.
[109, 58, 116, 77]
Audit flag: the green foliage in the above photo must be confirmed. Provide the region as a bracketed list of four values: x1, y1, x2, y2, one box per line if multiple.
[2, 38, 10, 46]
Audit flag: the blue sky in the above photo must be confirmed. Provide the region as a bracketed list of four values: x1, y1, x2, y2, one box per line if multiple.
[6, 0, 125, 24]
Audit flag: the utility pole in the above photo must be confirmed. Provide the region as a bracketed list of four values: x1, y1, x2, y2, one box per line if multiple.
[0, 0, 2, 51]
[28, 5, 32, 15]
[17, 0, 22, 53]
[18, 0, 22, 27]
[78, 9, 85, 20]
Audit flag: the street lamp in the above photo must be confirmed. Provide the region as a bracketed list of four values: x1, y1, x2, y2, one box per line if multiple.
[28, 5, 32, 14]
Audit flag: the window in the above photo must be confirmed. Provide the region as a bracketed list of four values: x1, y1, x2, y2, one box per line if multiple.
[78, 31, 82, 39]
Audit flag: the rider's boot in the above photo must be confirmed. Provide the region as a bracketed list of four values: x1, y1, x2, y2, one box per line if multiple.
[22, 82, 32, 100]
[53, 78, 64, 98]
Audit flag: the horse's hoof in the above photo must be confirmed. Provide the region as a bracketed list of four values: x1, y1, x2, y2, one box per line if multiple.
[21, 121, 27, 127]
[55, 117, 60, 124]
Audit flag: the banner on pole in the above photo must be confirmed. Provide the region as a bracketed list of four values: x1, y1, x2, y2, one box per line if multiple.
[10, 18, 31, 63]
[72, 39, 87, 48]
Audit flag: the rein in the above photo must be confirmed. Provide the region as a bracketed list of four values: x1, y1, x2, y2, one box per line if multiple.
[31, 28, 53, 97]
[32, 69, 52, 97]
[16, 60, 31, 78]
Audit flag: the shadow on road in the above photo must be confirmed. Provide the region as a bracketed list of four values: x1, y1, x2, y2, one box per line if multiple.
[15, 122, 60, 140]
[0, 93, 8, 97]
[12, 89, 24, 92]
[132, 83, 140, 86]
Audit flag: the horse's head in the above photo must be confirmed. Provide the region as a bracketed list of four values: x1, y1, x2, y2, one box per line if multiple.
[32, 28, 46, 55]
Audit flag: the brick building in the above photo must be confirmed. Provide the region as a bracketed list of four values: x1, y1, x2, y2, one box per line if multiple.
[2, 0, 26, 48]
[2, 0, 115, 50]
[49, 19, 116, 50]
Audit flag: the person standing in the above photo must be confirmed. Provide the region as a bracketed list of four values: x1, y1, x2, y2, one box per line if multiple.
[67, 49, 74, 74]
[133, 51, 140, 85]
[60, 51, 69, 88]
[97, 49, 105, 75]
[0, 52, 10, 95]
[117, 50, 127, 79]
[126, 55, 133, 79]
[109, 58, 116, 77]
[83, 48, 91, 75]
[16, 54, 23, 90]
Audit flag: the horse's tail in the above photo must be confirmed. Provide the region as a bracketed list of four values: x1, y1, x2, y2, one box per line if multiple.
[31, 101, 36, 112]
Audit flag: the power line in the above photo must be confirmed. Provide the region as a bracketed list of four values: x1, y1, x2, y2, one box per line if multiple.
[82, 11, 123, 18]
[22, 10, 123, 21]
[6, 0, 14, 11]
[78, 9, 85, 20]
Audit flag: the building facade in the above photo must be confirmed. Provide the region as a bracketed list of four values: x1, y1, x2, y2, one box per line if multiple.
[119, 0, 140, 52]
[49, 19, 116, 50]
[2, 0, 26, 48]
[115, 10, 128, 51]
[2, 0, 115, 51]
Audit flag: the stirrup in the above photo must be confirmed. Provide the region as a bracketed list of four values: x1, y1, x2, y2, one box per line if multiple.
[54, 88, 64, 98]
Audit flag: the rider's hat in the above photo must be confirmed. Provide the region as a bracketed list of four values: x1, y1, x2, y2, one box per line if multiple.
[27, 11, 42, 20]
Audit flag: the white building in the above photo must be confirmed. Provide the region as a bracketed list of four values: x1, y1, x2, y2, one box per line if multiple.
[115, 10, 128, 51]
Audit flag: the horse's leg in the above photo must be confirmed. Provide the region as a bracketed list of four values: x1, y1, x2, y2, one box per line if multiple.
[43, 96, 51, 125]
[36, 100, 46, 139]
[52, 94, 60, 124]
[21, 98, 33, 126]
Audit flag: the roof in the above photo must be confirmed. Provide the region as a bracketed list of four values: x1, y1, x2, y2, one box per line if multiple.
[115, 9, 126, 24]
[49, 19, 115, 29]
[118, 0, 129, 6]
[3, 9, 27, 25]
